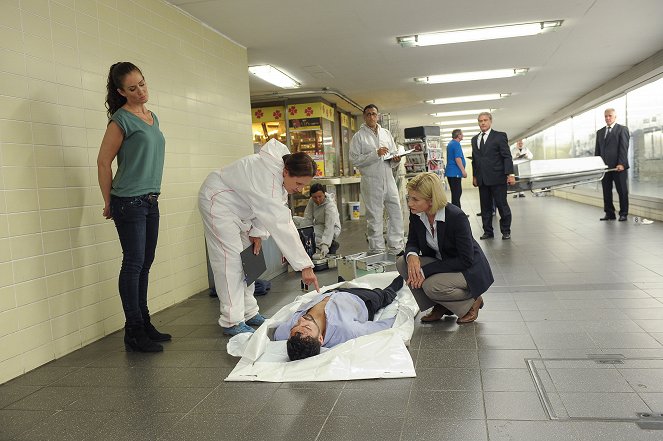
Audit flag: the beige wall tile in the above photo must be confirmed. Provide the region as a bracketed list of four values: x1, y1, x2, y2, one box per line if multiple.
[50, 1, 76, 27]
[12, 255, 45, 283]
[0, 120, 33, 144]
[37, 167, 68, 188]
[14, 278, 47, 307]
[40, 209, 69, 232]
[17, 322, 52, 352]
[53, 331, 82, 358]
[21, 10, 52, 40]
[0, 72, 29, 99]
[7, 212, 41, 236]
[1, 144, 34, 167]
[3, 167, 38, 190]
[0, 47, 26, 76]
[17, 299, 50, 328]
[51, 311, 79, 338]
[22, 343, 56, 373]
[33, 125, 62, 147]
[29, 78, 59, 104]
[23, 33, 53, 62]
[52, 22, 77, 48]
[10, 233, 44, 260]
[46, 270, 75, 297]
[0, 262, 14, 288]
[0, 285, 16, 313]
[5, 189, 39, 213]
[0, 239, 10, 263]
[44, 250, 73, 275]
[42, 229, 72, 253]
[0, 1, 21, 30]
[38, 188, 69, 210]
[0, 96, 31, 120]
[26, 56, 55, 82]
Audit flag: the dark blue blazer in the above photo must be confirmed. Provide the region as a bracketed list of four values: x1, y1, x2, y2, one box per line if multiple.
[595, 123, 630, 169]
[471, 129, 513, 186]
[405, 203, 494, 298]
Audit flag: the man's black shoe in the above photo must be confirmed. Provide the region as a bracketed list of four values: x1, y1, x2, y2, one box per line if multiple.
[600, 216, 616, 221]
[476, 212, 482, 216]
[480, 233, 494, 240]
[502, 233, 511, 240]
[618, 215, 628, 221]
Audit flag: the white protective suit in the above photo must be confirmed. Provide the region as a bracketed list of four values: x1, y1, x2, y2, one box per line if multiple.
[198, 139, 313, 328]
[350, 123, 404, 253]
[302, 192, 341, 249]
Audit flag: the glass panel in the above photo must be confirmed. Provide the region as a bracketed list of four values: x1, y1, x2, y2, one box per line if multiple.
[542, 126, 556, 160]
[570, 108, 596, 158]
[626, 77, 663, 198]
[554, 119, 572, 159]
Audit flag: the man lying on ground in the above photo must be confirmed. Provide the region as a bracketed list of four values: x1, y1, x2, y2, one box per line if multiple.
[273, 276, 403, 360]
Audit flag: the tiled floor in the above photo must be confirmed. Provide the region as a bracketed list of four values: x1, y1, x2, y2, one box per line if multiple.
[2, 189, 663, 440]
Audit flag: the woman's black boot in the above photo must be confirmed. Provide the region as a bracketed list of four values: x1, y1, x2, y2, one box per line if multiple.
[124, 325, 163, 352]
[144, 319, 172, 342]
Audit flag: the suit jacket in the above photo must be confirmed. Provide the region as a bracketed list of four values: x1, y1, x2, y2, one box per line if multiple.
[471, 129, 514, 186]
[405, 203, 494, 298]
[595, 123, 630, 169]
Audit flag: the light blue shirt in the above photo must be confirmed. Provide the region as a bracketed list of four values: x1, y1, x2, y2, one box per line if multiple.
[273, 291, 396, 348]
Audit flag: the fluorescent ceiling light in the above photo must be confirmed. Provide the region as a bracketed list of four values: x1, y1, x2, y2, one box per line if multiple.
[435, 119, 477, 126]
[425, 93, 510, 105]
[397, 20, 563, 47]
[415, 68, 528, 84]
[248, 65, 300, 88]
[430, 109, 494, 117]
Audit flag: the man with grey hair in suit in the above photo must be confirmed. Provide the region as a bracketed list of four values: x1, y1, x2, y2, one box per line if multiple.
[595, 108, 630, 221]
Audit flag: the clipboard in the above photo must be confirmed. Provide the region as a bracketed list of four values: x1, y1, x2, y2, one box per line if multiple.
[383, 148, 415, 161]
[240, 244, 266, 286]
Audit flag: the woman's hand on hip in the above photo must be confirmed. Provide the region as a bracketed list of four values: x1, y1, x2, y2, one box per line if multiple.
[301, 267, 319, 292]
[249, 236, 262, 254]
[406, 255, 425, 289]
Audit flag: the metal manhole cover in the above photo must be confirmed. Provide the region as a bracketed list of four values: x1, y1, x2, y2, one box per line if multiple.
[526, 355, 663, 429]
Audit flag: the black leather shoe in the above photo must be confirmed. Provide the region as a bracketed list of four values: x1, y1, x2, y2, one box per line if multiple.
[618, 215, 628, 221]
[480, 233, 494, 240]
[502, 233, 511, 240]
[476, 212, 482, 216]
[600, 216, 616, 221]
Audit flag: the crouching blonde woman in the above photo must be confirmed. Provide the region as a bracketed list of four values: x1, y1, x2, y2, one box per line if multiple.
[396, 172, 493, 324]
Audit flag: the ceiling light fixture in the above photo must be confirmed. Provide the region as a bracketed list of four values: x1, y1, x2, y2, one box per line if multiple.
[430, 109, 495, 117]
[434, 119, 477, 126]
[425, 93, 510, 105]
[415, 68, 528, 84]
[397, 20, 563, 47]
[248, 65, 301, 89]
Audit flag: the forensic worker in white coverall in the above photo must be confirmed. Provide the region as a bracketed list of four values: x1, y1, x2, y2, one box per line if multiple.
[198, 139, 319, 336]
[299, 182, 341, 259]
[350, 104, 404, 254]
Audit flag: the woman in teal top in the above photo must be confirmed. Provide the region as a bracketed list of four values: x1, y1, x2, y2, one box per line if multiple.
[97, 62, 169, 353]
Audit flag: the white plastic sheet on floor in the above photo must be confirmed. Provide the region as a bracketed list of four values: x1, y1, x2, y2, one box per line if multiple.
[225, 271, 419, 382]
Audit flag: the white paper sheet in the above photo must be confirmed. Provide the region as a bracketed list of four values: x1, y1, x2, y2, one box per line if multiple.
[225, 272, 419, 382]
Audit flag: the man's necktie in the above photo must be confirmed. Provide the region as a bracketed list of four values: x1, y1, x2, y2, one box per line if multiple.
[605, 126, 611, 139]
[480, 132, 485, 150]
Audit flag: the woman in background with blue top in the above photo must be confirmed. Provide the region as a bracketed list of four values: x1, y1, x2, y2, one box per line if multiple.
[444, 129, 468, 210]
[97, 62, 170, 352]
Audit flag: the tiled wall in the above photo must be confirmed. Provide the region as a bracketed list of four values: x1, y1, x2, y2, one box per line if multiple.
[0, 0, 253, 384]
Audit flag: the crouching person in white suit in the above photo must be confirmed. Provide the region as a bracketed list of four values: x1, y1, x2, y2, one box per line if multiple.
[199, 139, 320, 336]
[298, 182, 341, 259]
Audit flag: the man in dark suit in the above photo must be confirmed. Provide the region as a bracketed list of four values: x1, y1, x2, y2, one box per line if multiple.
[595, 108, 630, 221]
[471, 112, 516, 240]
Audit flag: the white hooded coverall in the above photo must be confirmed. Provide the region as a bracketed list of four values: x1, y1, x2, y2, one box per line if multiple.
[198, 139, 313, 328]
[349, 123, 404, 253]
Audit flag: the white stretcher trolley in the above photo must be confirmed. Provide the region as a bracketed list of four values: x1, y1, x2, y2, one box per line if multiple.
[511, 156, 612, 194]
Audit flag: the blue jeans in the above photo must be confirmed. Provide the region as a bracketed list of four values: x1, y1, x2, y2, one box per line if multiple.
[110, 194, 160, 326]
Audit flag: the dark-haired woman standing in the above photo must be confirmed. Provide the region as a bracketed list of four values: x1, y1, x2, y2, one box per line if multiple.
[97, 62, 170, 352]
[198, 138, 320, 336]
